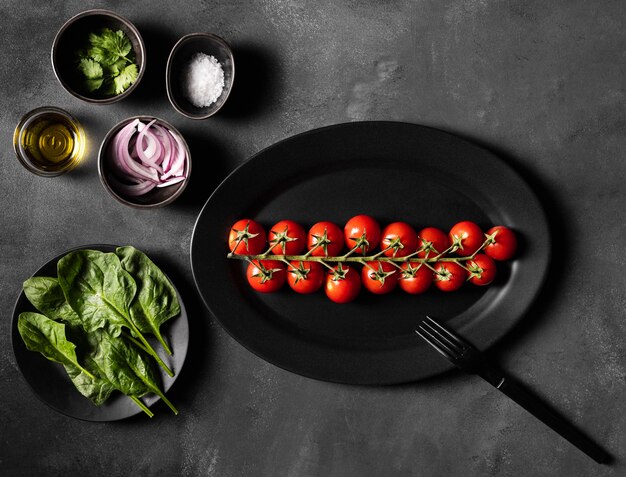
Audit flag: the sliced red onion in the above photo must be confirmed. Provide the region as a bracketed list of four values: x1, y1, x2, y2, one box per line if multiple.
[152, 125, 172, 167]
[161, 130, 187, 180]
[156, 176, 186, 188]
[108, 118, 188, 197]
[111, 120, 152, 182]
[109, 175, 157, 196]
[119, 132, 159, 182]
[136, 119, 164, 172]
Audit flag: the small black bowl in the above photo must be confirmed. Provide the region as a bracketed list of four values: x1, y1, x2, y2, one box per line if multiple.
[166, 33, 235, 119]
[98, 116, 191, 208]
[51, 9, 146, 104]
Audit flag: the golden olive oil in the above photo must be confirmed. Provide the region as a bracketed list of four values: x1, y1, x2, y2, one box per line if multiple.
[14, 107, 85, 176]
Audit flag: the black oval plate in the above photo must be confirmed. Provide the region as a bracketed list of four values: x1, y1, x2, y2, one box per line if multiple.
[11, 245, 189, 421]
[190, 122, 550, 384]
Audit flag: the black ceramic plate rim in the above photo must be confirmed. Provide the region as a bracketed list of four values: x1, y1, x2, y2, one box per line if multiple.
[190, 121, 551, 385]
[11, 244, 189, 421]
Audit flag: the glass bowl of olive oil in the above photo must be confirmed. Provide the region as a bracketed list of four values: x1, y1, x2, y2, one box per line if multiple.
[13, 107, 86, 176]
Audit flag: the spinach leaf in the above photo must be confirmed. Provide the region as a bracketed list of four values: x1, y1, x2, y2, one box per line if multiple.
[57, 250, 174, 377]
[64, 356, 115, 406]
[18, 247, 180, 417]
[57, 250, 136, 337]
[116, 246, 180, 355]
[94, 330, 178, 415]
[23, 275, 146, 361]
[17, 312, 94, 380]
[18, 312, 153, 414]
[65, 329, 155, 416]
[23, 276, 82, 327]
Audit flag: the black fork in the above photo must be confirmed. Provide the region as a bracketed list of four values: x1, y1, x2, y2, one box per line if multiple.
[416, 316, 611, 464]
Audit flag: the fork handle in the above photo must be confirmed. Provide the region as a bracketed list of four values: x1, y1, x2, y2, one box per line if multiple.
[492, 376, 611, 464]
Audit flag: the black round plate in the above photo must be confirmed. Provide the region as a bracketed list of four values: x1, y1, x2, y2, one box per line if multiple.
[11, 244, 189, 421]
[190, 122, 550, 384]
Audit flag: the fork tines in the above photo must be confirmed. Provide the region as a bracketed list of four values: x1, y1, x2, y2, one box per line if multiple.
[415, 316, 471, 362]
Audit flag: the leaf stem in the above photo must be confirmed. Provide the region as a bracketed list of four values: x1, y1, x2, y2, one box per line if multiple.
[123, 331, 149, 353]
[133, 328, 174, 377]
[105, 302, 174, 377]
[78, 366, 96, 380]
[130, 396, 154, 417]
[155, 391, 178, 415]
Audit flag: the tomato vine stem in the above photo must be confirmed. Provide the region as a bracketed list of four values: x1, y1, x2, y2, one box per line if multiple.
[227, 236, 491, 265]
[229, 254, 478, 263]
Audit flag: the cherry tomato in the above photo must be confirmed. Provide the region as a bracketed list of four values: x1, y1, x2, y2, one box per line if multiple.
[267, 220, 307, 255]
[361, 261, 398, 294]
[325, 263, 361, 303]
[433, 261, 466, 292]
[287, 261, 324, 294]
[229, 219, 266, 255]
[246, 260, 286, 293]
[381, 222, 418, 257]
[449, 221, 484, 256]
[308, 221, 344, 257]
[484, 226, 517, 261]
[344, 214, 381, 255]
[417, 227, 450, 258]
[467, 254, 496, 286]
[398, 262, 432, 294]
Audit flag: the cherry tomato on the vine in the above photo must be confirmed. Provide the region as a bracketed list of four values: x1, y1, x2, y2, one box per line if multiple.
[246, 260, 286, 293]
[229, 219, 266, 255]
[417, 227, 450, 258]
[308, 221, 344, 257]
[433, 261, 466, 292]
[398, 262, 432, 294]
[267, 220, 307, 255]
[361, 261, 398, 294]
[467, 254, 496, 286]
[484, 226, 517, 261]
[287, 261, 324, 294]
[325, 263, 361, 303]
[381, 222, 418, 257]
[449, 221, 483, 256]
[344, 214, 381, 255]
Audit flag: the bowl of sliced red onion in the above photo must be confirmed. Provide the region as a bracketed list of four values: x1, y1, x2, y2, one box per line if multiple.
[98, 116, 191, 208]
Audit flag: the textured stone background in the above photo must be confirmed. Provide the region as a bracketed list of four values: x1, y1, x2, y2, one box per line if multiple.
[1, 1, 625, 476]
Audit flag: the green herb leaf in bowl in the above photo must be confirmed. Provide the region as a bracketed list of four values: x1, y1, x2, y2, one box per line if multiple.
[113, 63, 138, 94]
[75, 28, 138, 96]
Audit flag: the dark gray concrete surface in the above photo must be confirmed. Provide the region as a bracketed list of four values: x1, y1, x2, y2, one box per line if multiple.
[1, 1, 625, 476]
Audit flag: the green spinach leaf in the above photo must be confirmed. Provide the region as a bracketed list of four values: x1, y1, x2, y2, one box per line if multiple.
[116, 246, 180, 355]
[66, 329, 155, 416]
[57, 250, 136, 337]
[17, 312, 94, 380]
[94, 330, 178, 415]
[57, 250, 174, 377]
[64, 355, 115, 406]
[18, 246, 179, 417]
[23, 276, 82, 327]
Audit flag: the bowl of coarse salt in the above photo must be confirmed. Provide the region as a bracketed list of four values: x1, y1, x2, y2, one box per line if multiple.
[166, 33, 234, 119]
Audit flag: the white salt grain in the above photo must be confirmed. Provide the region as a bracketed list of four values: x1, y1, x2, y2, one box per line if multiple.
[182, 53, 225, 107]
